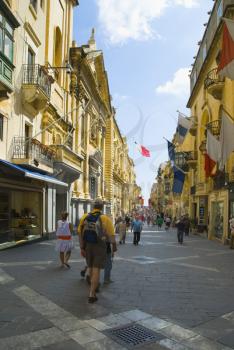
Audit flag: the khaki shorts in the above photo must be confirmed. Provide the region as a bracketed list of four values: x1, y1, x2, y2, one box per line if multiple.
[85, 241, 107, 269]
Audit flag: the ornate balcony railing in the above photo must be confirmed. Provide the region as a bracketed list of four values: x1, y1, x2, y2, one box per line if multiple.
[22, 64, 52, 98]
[213, 172, 229, 190]
[206, 119, 221, 136]
[204, 67, 224, 100]
[12, 137, 55, 168]
[175, 152, 189, 172]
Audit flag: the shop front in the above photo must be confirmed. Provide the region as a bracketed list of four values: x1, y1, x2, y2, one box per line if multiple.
[0, 159, 68, 249]
[0, 186, 43, 245]
[209, 189, 229, 242]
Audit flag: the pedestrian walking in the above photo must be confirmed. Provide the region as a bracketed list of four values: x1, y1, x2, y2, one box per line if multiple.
[184, 215, 190, 236]
[119, 219, 127, 244]
[55, 212, 74, 268]
[176, 217, 185, 244]
[229, 217, 234, 249]
[165, 216, 171, 231]
[78, 199, 117, 303]
[157, 216, 163, 230]
[131, 216, 143, 245]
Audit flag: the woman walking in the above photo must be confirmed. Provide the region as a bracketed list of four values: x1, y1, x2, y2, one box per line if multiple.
[56, 212, 74, 268]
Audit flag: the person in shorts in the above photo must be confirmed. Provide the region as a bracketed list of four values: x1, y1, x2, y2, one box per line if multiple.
[78, 199, 116, 303]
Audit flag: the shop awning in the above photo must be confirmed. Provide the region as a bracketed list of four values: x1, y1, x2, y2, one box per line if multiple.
[0, 160, 68, 187]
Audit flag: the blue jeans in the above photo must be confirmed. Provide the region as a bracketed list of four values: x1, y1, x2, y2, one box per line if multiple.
[177, 230, 184, 243]
[104, 253, 112, 281]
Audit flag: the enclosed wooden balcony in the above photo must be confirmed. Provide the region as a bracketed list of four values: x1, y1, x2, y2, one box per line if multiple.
[22, 64, 53, 116]
[204, 67, 224, 100]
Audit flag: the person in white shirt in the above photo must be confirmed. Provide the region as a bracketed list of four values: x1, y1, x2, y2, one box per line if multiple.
[56, 212, 74, 267]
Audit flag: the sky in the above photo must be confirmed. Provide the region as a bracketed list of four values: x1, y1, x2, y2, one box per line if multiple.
[73, 0, 213, 203]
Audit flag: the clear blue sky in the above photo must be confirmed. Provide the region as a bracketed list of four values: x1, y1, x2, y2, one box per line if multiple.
[73, 0, 212, 203]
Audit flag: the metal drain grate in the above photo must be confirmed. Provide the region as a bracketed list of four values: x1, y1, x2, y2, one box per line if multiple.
[104, 323, 165, 348]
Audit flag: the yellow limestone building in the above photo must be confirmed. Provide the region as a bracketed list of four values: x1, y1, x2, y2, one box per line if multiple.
[186, 0, 234, 242]
[0, 0, 81, 247]
[68, 31, 140, 220]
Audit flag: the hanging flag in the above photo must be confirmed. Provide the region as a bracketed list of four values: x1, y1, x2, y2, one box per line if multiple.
[172, 166, 185, 194]
[167, 140, 175, 165]
[135, 142, 150, 157]
[204, 130, 221, 177]
[219, 111, 234, 169]
[217, 18, 234, 80]
[176, 113, 192, 144]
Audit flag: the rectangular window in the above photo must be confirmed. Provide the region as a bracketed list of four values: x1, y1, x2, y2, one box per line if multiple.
[0, 13, 14, 63]
[4, 33, 13, 61]
[5, 21, 13, 36]
[217, 0, 223, 25]
[27, 47, 35, 65]
[0, 115, 4, 141]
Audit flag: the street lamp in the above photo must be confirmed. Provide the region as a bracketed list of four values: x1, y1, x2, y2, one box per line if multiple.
[45, 61, 73, 74]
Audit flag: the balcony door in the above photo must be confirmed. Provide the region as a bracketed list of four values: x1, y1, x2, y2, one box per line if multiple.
[27, 47, 35, 84]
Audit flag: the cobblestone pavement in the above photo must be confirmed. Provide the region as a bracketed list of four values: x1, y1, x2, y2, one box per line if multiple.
[1, 226, 234, 349]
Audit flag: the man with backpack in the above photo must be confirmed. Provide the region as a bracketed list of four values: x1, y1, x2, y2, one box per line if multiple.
[131, 215, 143, 245]
[78, 199, 116, 303]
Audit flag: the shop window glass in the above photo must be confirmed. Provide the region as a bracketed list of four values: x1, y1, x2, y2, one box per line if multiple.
[0, 115, 3, 140]
[212, 201, 224, 239]
[4, 33, 13, 62]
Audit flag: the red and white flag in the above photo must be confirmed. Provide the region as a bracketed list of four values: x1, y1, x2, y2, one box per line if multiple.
[135, 142, 150, 157]
[204, 130, 220, 177]
[219, 111, 234, 169]
[217, 18, 234, 80]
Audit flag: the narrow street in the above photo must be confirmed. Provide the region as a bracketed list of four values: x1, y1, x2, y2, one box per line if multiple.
[1, 227, 234, 349]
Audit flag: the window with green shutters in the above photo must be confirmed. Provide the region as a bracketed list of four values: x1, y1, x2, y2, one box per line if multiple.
[0, 13, 14, 63]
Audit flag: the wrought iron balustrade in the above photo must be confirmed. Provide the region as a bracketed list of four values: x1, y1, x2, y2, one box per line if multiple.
[204, 67, 224, 89]
[12, 137, 55, 167]
[22, 64, 52, 98]
[206, 119, 221, 136]
[175, 152, 189, 172]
